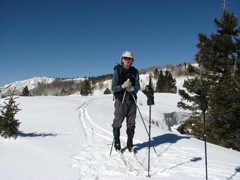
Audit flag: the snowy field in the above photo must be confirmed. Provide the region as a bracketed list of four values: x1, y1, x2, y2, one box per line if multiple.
[0, 92, 240, 180]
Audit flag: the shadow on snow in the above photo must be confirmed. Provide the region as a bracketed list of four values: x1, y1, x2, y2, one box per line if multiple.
[16, 131, 58, 138]
[227, 166, 240, 180]
[134, 133, 202, 171]
[134, 133, 190, 153]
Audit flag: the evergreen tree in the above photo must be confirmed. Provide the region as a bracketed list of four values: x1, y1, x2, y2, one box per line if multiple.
[148, 73, 153, 88]
[165, 70, 177, 93]
[22, 86, 30, 96]
[80, 79, 94, 96]
[156, 70, 165, 92]
[178, 10, 240, 151]
[0, 92, 21, 138]
[103, 88, 111, 94]
[156, 70, 177, 93]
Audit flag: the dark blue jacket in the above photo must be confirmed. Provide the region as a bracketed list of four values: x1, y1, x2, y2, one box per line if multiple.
[112, 65, 140, 100]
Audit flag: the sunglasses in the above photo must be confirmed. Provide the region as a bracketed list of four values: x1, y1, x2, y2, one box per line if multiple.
[122, 57, 133, 60]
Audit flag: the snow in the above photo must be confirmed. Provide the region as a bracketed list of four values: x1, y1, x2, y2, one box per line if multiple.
[0, 91, 240, 180]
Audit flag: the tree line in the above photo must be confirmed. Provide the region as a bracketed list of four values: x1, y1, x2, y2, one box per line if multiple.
[177, 10, 240, 151]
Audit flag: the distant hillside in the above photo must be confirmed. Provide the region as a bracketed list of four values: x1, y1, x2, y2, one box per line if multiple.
[0, 63, 195, 98]
[0, 77, 55, 98]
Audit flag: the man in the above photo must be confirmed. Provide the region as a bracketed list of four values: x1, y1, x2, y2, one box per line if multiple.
[112, 51, 140, 151]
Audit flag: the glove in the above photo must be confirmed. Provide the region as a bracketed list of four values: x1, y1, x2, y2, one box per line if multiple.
[121, 81, 132, 89]
[126, 86, 134, 92]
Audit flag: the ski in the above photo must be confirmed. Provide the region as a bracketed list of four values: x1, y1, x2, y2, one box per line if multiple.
[121, 141, 148, 172]
[127, 148, 148, 171]
[117, 150, 134, 172]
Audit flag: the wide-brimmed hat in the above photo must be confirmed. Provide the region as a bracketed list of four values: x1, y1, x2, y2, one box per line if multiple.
[120, 51, 134, 64]
[121, 51, 134, 59]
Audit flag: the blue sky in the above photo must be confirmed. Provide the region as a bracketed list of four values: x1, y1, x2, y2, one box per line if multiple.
[0, 0, 240, 86]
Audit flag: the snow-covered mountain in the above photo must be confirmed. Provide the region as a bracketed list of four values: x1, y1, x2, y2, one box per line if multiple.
[1, 62, 195, 97]
[0, 73, 186, 98]
[0, 77, 55, 97]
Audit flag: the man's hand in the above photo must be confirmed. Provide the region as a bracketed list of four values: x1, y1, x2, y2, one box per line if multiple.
[121, 81, 132, 89]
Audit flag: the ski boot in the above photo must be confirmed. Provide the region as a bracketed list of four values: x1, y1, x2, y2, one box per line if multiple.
[127, 128, 134, 152]
[113, 128, 121, 151]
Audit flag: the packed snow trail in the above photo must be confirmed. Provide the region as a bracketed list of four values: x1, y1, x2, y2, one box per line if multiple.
[73, 97, 150, 177]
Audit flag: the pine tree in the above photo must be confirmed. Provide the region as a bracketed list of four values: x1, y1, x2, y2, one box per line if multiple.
[165, 70, 177, 93]
[22, 86, 30, 96]
[156, 70, 165, 92]
[103, 88, 111, 94]
[148, 73, 153, 88]
[178, 10, 240, 151]
[0, 91, 21, 138]
[80, 79, 94, 96]
[156, 70, 177, 93]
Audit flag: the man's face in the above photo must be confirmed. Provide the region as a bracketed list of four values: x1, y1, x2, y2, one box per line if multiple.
[122, 57, 133, 69]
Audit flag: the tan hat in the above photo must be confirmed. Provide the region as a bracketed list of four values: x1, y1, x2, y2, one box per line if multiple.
[120, 51, 134, 64]
[121, 51, 134, 59]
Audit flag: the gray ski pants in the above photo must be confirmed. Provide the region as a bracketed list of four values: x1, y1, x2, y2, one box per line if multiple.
[112, 96, 137, 129]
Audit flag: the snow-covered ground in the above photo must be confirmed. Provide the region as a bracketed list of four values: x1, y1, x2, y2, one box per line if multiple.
[0, 92, 240, 180]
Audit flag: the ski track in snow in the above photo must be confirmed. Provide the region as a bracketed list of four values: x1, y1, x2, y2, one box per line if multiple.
[72, 98, 153, 178]
[68, 96, 240, 179]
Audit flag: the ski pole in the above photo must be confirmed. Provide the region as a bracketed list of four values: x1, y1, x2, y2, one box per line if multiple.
[109, 91, 126, 156]
[195, 87, 208, 180]
[203, 111, 208, 180]
[148, 104, 152, 177]
[132, 94, 157, 155]
[131, 94, 149, 136]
